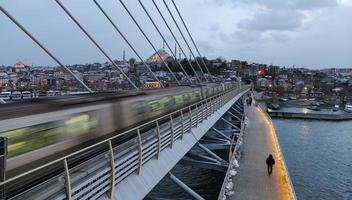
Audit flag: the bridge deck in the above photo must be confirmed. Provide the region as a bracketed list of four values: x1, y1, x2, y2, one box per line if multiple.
[229, 105, 293, 200]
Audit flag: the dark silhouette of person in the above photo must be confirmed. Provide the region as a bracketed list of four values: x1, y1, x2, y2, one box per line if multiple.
[266, 154, 275, 175]
[248, 96, 252, 106]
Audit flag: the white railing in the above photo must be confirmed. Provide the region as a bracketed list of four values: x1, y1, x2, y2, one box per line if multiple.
[1, 85, 250, 200]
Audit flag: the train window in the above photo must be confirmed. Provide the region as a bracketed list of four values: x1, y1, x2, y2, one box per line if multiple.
[162, 96, 173, 108]
[0, 122, 63, 157]
[132, 101, 147, 115]
[174, 95, 184, 106]
[0, 113, 99, 157]
[65, 114, 98, 136]
[183, 93, 190, 102]
[148, 99, 163, 113]
[190, 91, 200, 101]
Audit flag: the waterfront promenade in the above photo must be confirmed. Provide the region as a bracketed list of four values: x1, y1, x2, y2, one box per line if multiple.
[229, 105, 295, 200]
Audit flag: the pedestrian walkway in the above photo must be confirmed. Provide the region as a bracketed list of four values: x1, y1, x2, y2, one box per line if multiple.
[229, 105, 295, 200]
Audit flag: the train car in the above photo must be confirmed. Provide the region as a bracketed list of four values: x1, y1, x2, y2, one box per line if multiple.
[0, 82, 241, 172]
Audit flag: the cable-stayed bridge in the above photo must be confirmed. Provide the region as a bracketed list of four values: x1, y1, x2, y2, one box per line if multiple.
[0, 1, 296, 200]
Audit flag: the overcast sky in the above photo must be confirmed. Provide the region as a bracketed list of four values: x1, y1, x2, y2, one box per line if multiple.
[1, 0, 352, 68]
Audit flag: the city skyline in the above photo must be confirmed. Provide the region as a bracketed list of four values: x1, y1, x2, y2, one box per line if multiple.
[1, 0, 352, 68]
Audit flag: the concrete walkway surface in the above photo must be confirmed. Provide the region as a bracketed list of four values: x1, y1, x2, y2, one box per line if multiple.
[229, 105, 294, 200]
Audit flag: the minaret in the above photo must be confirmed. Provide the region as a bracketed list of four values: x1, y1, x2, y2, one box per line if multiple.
[123, 50, 126, 64]
[179, 47, 182, 60]
[189, 50, 192, 61]
[174, 43, 177, 58]
[162, 40, 165, 50]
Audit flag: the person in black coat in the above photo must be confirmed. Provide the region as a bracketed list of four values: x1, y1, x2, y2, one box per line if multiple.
[266, 154, 275, 175]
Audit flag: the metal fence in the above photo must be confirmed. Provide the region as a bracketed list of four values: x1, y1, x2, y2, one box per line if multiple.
[217, 113, 245, 200]
[1, 85, 250, 200]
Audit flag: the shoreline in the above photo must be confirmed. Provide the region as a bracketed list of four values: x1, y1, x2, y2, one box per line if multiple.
[267, 108, 352, 121]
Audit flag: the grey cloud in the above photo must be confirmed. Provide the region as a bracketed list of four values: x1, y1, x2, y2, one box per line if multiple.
[210, 24, 220, 32]
[226, 0, 338, 10]
[238, 10, 304, 31]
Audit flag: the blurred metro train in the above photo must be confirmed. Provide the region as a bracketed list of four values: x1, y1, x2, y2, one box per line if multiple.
[0, 82, 242, 172]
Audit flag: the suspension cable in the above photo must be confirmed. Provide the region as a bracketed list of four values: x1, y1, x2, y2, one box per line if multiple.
[55, 0, 139, 90]
[151, 0, 201, 84]
[117, 0, 179, 86]
[0, 4, 93, 93]
[170, 0, 213, 80]
[137, 0, 191, 84]
[162, 0, 208, 82]
[93, 0, 164, 88]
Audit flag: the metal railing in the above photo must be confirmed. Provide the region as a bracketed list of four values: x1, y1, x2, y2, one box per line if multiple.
[218, 110, 246, 200]
[2, 85, 250, 200]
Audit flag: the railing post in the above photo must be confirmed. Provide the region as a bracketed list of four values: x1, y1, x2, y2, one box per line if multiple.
[221, 93, 225, 106]
[155, 121, 161, 159]
[137, 128, 143, 175]
[195, 104, 199, 127]
[189, 106, 193, 130]
[180, 110, 184, 140]
[0, 137, 7, 199]
[206, 100, 210, 117]
[63, 158, 72, 200]
[217, 95, 220, 109]
[210, 98, 214, 114]
[200, 101, 204, 120]
[107, 140, 115, 198]
[169, 115, 174, 148]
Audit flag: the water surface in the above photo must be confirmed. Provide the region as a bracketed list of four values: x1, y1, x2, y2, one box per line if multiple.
[274, 119, 352, 200]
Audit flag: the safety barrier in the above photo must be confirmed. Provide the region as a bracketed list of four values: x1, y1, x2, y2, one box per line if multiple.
[218, 114, 246, 200]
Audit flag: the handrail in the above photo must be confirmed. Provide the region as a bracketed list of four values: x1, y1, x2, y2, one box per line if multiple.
[218, 107, 245, 200]
[0, 85, 250, 187]
[258, 105, 297, 200]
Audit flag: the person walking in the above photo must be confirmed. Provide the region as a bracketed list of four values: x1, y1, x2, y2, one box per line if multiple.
[266, 154, 275, 175]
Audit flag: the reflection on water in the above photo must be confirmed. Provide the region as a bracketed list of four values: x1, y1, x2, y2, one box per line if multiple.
[274, 119, 352, 200]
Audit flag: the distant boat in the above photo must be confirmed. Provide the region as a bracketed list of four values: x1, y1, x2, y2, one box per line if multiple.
[344, 104, 352, 113]
[308, 106, 320, 111]
[22, 91, 32, 99]
[268, 103, 280, 110]
[0, 91, 11, 101]
[11, 91, 22, 100]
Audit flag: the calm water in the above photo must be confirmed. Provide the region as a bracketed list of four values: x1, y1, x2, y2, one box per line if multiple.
[146, 149, 227, 199]
[146, 164, 224, 200]
[274, 119, 352, 200]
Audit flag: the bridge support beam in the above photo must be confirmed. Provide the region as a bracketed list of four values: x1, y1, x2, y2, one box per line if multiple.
[201, 135, 230, 143]
[231, 106, 242, 114]
[227, 111, 241, 121]
[197, 142, 227, 164]
[211, 127, 231, 141]
[233, 103, 243, 112]
[168, 173, 205, 200]
[201, 143, 230, 150]
[180, 156, 228, 172]
[221, 117, 240, 130]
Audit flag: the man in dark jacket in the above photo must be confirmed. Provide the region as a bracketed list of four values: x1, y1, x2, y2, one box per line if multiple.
[266, 154, 275, 175]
